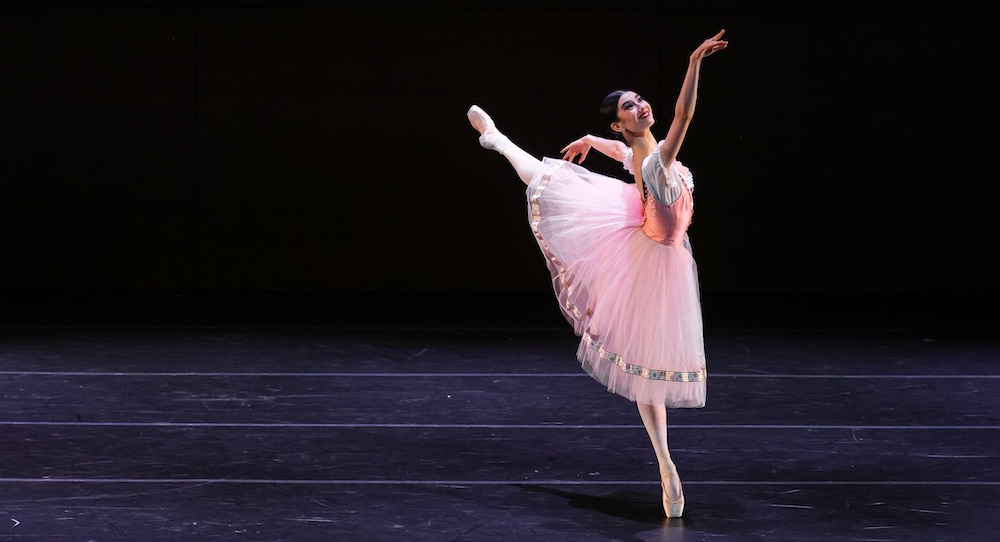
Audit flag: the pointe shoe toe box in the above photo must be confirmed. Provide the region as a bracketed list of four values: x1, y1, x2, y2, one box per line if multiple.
[467, 105, 496, 135]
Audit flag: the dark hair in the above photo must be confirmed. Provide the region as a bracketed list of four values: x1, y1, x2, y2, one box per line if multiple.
[599, 90, 628, 139]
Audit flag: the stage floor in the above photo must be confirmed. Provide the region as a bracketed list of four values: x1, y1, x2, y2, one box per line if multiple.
[1, 325, 998, 541]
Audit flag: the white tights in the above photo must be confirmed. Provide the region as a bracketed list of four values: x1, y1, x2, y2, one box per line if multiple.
[637, 402, 682, 495]
[478, 127, 546, 187]
[498, 143, 546, 186]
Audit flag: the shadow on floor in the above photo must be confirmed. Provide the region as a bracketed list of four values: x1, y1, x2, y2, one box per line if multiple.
[514, 483, 676, 525]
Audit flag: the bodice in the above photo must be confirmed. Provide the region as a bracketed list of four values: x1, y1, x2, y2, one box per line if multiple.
[641, 181, 693, 246]
[635, 144, 695, 246]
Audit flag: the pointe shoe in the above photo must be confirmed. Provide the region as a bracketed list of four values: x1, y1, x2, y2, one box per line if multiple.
[467, 105, 495, 135]
[661, 474, 685, 518]
[467, 105, 508, 153]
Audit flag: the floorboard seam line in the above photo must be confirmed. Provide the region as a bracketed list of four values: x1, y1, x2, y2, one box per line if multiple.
[0, 479, 996, 486]
[0, 373, 597, 378]
[1, 371, 998, 378]
[2, 422, 997, 429]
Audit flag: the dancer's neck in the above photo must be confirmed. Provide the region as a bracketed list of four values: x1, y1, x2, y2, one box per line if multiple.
[623, 129, 656, 151]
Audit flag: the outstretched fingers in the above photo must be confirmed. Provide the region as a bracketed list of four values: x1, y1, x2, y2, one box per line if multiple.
[561, 148, 588, 163]
[560, 138, 591, 164]
[695, 29, 729, 59]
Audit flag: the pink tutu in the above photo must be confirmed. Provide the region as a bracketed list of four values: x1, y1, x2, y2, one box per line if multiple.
[527, 158, 707, 408]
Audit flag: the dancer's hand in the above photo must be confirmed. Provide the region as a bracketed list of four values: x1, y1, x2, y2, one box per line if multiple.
[690, 29, 728, 61]
[561, 136, 592, 164]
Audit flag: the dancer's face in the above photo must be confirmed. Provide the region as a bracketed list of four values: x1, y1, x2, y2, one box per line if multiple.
[612, 91, 654, 135]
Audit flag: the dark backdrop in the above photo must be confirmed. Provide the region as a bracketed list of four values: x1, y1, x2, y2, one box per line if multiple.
[1, 0, 996, 326]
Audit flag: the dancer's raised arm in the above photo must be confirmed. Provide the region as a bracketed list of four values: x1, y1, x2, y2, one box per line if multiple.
[658, 30, 728, 167]
[561, 134, 628, 165]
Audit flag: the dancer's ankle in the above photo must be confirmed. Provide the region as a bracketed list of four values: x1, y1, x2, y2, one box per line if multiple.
[479, 131, 509, 154]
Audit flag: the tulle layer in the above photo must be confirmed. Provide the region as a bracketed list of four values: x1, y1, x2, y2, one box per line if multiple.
[528, 158, 706, 408]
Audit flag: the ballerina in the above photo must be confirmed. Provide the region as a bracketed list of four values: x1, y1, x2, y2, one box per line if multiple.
[468, 30, 728, 517]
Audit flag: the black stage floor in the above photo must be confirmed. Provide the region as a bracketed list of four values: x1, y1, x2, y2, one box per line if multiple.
[1, 292, 998, 541]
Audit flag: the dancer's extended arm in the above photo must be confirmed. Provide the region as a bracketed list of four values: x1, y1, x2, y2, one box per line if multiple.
[658, 30, 728, 167]
[561, 134, 628, 165]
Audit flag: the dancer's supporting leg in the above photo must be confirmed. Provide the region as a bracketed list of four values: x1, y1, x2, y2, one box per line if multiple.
[468, 105, 545, 186]
[637, 402, 686, 517]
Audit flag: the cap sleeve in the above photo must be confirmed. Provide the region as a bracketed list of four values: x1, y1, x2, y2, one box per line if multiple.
[621, 147, 635, 175]
[640, 142, 695, 205]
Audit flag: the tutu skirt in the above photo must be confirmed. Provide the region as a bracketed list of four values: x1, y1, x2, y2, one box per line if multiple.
[528, 158, 707, 408]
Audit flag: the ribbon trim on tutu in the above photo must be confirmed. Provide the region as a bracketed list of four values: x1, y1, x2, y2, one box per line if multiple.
[582, 332, 707, 382]
[529, 162, 586, 322]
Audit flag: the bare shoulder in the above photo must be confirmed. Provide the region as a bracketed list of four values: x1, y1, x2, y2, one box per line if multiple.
[629, 140, 655, 170]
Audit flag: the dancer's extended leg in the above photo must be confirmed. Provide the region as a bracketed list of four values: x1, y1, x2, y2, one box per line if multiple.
[637, 402, 685, 517]
[467, 105, 545, 186]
